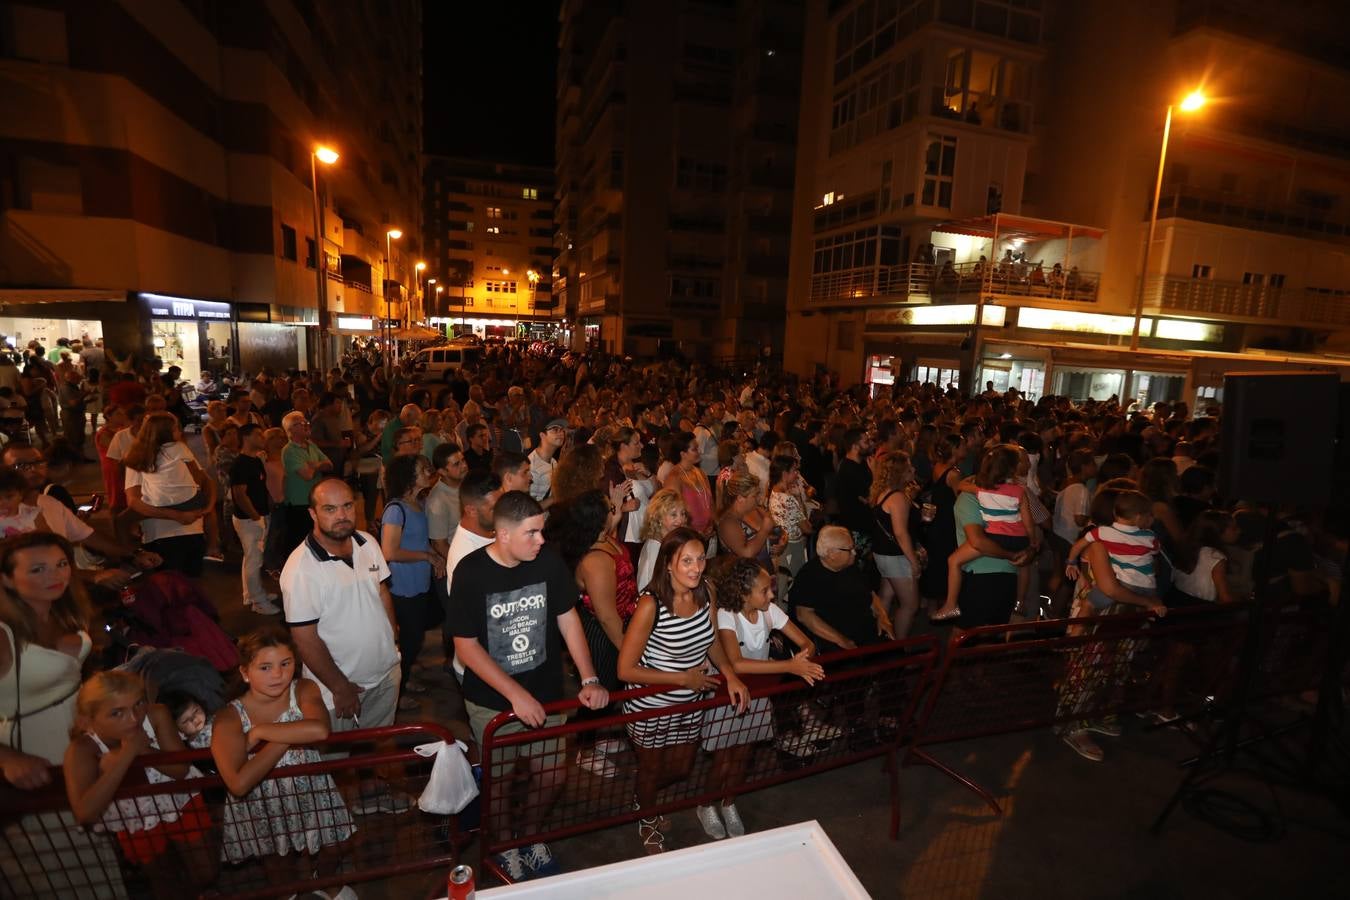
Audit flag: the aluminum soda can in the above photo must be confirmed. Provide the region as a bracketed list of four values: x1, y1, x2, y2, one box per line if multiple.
[448, 864, 475, 899]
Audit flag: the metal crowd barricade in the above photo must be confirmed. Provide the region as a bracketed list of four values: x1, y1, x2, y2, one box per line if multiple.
[905, 603, 1253, 814]
[477, 636, 939, 884]
[1, 723, 468, 900]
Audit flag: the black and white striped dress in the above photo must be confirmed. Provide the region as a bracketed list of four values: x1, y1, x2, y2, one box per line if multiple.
[623, 595, 716, 749]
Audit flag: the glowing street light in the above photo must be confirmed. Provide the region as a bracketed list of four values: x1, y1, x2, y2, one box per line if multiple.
[1131, 88, 1207, 351]
[310, 145, 339, 370]
[384, 229, 402, 372]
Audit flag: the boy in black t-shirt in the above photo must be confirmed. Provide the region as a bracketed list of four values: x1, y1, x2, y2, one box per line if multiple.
[448, 491, 609, 881]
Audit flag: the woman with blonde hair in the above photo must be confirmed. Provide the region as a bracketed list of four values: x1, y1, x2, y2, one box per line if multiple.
[869, 452, 922, 638]
[636, 488, 688, 591]
[715, 470, 780, 568]
[124, 411, 220, 575]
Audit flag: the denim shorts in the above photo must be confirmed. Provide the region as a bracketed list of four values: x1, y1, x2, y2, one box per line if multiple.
[874, 552, 913, 579]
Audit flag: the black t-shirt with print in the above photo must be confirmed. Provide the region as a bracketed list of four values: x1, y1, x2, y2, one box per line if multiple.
[447, 544, 578, 710]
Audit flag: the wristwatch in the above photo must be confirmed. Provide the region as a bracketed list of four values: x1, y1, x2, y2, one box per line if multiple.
[580, 676, 601, 687]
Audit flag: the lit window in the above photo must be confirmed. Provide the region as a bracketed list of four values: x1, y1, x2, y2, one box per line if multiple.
[522, 188, 538, 200]
[823, 192, 835, 205]
[486, 207, 502, 219]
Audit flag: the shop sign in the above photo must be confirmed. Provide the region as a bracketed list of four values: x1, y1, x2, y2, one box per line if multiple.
[140, 293, 231, 321]
[337, 316, 375, 330]
[864, 305, 1005, 327]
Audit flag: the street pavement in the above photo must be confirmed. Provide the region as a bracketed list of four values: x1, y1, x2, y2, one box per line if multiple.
[65, 443, 1349, 899]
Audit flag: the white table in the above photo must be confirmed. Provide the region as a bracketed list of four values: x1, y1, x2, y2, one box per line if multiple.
[473, 820, 870, 898]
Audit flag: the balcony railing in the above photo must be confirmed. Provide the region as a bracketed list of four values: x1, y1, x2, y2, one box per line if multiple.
[1146, 276, 1350, 327]
[1156, 187, 1350, 243]
[809, 261, 1100, 305]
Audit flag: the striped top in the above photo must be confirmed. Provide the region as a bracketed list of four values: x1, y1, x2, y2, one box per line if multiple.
[977, 482, 1026, 536]
[1086, 522, 1161, 590]
[624, 595, 716, 707]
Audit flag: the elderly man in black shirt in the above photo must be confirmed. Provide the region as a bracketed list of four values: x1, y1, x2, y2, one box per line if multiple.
[789, 525, 894, 652]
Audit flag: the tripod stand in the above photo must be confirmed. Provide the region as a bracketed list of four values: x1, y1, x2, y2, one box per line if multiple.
[1151, 518, 1350, 836]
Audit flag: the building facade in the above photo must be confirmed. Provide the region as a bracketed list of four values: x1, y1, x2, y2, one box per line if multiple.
[554, 0, 803, 358]
[421, 157, 559, 340]
[0, 0, 422, 374]
[784, 0, 1350, 405]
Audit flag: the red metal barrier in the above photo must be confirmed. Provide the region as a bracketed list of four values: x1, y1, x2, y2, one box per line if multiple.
[477, 636, 939, 884]
[0, 723, 468, 900]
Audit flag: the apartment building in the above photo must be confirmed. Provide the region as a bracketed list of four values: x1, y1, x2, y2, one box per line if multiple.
[0, 0, 422, 374]
[554, 0, 803, 358]
[784, 0, 1350, 405]
[422, 157, 558, 340]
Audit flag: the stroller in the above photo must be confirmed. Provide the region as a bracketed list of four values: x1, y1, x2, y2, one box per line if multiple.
[103, 570, 239, 673]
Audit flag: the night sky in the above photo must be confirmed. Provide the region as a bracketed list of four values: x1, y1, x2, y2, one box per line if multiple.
[423, 4, 558, 167]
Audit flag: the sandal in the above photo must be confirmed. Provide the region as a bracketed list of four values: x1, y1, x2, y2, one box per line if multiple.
[930, 607, 962, 622]
[638, 817, 666, 854]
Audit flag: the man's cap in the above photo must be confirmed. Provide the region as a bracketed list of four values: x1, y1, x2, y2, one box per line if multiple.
[544, 418, 568, 431]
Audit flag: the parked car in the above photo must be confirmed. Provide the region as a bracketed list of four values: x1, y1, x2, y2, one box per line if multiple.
[410, 343, 481, 380]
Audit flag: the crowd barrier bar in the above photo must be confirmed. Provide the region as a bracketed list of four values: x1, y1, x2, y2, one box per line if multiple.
[904, 599, 1334, 815]
[478, 635, 940, 884]
[1, 723, 468, 900]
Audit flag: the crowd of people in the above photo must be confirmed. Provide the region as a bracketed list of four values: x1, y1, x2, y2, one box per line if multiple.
[1, 336, 1343, 894]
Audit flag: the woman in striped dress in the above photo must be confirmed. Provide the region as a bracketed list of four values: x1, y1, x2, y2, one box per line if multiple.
[618, 527, 749, 855]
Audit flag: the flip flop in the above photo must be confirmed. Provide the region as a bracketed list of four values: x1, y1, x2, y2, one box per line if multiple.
[929, 608, 962, 622]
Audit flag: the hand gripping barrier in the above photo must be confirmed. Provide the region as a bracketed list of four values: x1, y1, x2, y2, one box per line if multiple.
[905, 600, 1333, 815]
[477, 635, 940, 884]
[1, 723, 468, 900]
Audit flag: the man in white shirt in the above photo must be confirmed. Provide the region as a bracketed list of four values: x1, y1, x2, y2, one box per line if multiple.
[443, 470, 501, 679]
[527, 419, 567, 506]
[283, 478, 399, 734]
[693, 406, 720, 478]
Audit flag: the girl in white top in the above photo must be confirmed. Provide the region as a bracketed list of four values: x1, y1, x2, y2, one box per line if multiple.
[124, 412, 221, 566]
[1171, 510, 1239, 604]
[698, 558, 824, 841]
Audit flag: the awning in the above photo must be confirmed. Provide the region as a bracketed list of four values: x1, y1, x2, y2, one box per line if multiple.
[932, 213, 1106, 242]
[391, 325, 443, 340]
[0, 289, 125, 305]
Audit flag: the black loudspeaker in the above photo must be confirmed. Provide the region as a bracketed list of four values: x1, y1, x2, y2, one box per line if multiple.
[1219, 372, 1339, 508]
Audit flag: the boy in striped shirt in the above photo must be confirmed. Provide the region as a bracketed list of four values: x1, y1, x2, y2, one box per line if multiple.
[1065, 490, 1167, 614]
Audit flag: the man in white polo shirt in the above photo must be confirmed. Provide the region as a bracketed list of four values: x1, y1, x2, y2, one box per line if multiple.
[282, 477, 399, 733]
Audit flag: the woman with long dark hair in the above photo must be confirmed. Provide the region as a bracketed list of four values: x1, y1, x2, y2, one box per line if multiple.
[918, 434, 964, 607]
[662, 435, 714, 541]
[617, 527, 748, 855]
[380, 454, 443, 709]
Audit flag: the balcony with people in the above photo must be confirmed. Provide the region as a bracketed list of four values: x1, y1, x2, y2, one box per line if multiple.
[806, 213, 1104, 307]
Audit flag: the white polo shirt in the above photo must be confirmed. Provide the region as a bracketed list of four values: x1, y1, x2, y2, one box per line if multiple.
[281, 530, 398, 709]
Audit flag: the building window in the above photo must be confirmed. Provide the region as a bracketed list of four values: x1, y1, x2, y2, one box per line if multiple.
[522, 188, 538, 200]
[1269, 273, 1286, 287]
[922, 135, 957, 209]
[484, 280, 518, 293]
[305, 238, 316, 269]
[676, 157, 728, 193]
[1192, 264, 1212, 279]
[486, 206, 502, 219]
[486, 226, 501, 234]
[1242, 272, 1264, 286]
[281, 224, 297, 261]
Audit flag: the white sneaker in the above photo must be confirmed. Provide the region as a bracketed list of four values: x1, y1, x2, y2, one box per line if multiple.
[250, 599, 282, 616]
[576, 749, 617, 778]
[720, 803, 746, 837]
[696, 804, 726, 839]
[594, 738, 627, 755]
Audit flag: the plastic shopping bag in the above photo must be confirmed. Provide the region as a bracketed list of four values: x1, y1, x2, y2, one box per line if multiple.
[414, 740, 479, 815]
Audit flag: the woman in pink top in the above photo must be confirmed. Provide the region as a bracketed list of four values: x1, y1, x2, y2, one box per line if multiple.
[662, 434, 713, 540]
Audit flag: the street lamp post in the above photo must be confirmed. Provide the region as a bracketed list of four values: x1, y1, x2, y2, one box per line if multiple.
[384, 228, 402, 374]
[309, 145, 338, 372]
[526, 269, 539, 341]
[1130, 89, 1205, 351]
[415, 261, 426, 326]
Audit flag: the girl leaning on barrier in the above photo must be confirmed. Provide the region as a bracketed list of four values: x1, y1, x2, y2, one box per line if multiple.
[617, 527, 748, 856]
[699, 558, 824, 840]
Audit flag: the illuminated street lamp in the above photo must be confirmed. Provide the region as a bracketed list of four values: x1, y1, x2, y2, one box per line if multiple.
[1131, 89, 1206, 351]
[415, 261, 427, 324]
[310, 145, 338, 370]
[526, 269, 540, 337]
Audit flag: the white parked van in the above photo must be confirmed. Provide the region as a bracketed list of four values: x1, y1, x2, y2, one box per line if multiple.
[411, 343, 481, 380]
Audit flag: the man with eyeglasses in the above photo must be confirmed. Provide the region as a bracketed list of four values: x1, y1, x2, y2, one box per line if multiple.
[789, 525, 894, 654]
[281, 410, 333, 556]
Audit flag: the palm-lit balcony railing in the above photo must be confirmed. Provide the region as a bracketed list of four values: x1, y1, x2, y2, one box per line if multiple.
[1146, 276, 1350, 327]
[809, 260, 1100, 305]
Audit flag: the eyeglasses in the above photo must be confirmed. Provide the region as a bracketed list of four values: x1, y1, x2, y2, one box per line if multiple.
[828, 545, 856, 556]
[12, 460, 44, 470]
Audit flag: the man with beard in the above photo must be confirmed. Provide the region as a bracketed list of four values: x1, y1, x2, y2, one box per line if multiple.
[282, 477, 399, 735]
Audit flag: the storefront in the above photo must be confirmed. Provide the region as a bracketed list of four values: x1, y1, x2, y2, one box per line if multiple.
[139, 293, 233, 375]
